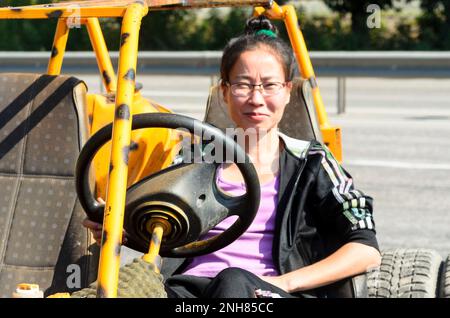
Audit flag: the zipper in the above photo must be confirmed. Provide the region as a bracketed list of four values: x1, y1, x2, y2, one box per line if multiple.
[286, 141, 313, 247]
[286, 159, 307, 248]
[275, 141, 315, 273]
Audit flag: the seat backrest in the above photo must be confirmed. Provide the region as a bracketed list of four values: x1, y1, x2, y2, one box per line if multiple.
[204, 78, 322, 142]
[0, 73, 98, 297]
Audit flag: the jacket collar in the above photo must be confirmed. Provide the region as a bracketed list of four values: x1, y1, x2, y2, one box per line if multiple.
[277, 131, 311, 202]
[278, 131, 310, 160]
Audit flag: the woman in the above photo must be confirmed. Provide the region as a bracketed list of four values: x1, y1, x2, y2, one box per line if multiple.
[84, 16, 381, 298]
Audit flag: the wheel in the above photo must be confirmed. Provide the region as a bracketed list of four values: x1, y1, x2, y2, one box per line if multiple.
[439, 255, 450, 298]
[367, 248, 442, 298]
[76, 112, 260, 258]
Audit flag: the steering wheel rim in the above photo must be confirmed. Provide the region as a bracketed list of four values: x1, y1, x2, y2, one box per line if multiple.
[75, 113, 260, 257]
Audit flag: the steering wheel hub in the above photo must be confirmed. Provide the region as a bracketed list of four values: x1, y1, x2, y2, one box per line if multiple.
[130, 201, 189, 249]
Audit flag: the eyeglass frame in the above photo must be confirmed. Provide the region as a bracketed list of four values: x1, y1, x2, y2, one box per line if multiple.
[223, 81, 291, 97]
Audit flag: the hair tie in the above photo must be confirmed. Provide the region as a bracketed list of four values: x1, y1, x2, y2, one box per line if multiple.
[255, 29, 277, 38]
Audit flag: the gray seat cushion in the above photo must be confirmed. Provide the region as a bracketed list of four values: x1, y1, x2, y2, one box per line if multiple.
[0, 73, 98, 297]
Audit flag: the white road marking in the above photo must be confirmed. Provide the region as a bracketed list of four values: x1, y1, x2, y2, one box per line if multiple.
[346, 159, 450, 170]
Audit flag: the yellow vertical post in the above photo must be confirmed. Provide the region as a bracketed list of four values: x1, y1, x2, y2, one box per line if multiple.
[283, 5, 342, 161]
[47, 18, 69, 75]
[96, 2, 148, 298]
[85, 17, 117, 93]
[254, 3, 342, 162]
[282, 5, 330, 128]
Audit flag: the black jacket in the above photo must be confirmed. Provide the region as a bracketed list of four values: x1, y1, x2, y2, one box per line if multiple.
[161, 134, 379, 298]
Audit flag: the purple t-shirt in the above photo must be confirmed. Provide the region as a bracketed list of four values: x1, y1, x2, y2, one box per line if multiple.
[182, 167, 280, 278]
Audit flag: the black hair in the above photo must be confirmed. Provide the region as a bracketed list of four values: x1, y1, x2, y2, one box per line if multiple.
[220, 15, 296, 84]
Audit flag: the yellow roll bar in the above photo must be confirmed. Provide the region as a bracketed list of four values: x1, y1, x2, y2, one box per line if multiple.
[47, 17, 117, 93]
[255, 2, 330, 128]
[85, 18, 118, 93]
[254, 3, 343, 161]
[47, 19, 69, 75]
[96, 2, 149, 298]
[0, 0, 273, 19]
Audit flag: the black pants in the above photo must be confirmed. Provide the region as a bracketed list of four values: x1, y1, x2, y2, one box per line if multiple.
[165, 267, 299, 298]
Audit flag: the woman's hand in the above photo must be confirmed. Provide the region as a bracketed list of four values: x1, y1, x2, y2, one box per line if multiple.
[82, 217, 103, 245]
[258, 275, 291, 293]
[81, 197, 128, 246]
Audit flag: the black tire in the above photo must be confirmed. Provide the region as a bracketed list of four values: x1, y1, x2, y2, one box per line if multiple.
[440, 255, 450, 298]
[367, 248, 442, 298]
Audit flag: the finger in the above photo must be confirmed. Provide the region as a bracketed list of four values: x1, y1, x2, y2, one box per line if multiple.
[93, 230, 103, 239]
[121, 227, 129, 242]
[97, 197, 106, 204]
[82, 218, 102, 230]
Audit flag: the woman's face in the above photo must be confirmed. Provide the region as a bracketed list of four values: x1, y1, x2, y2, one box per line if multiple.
[222, 48, 292, 132]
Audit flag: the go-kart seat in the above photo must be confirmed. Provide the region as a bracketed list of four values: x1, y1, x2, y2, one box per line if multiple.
[0, 73, 98, 297]
[203, 78, 367, 298]
[204, 78, 322, 142]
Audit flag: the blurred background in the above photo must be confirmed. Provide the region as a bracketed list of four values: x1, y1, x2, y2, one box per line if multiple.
[0, 0, 449, 258]
[2, 0, 450, 51]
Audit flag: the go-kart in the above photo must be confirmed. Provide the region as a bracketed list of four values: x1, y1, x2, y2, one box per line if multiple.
[0, 0, 447, 298]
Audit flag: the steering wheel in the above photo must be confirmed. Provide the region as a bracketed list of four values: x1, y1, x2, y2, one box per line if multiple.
[75, 113, 260, 258]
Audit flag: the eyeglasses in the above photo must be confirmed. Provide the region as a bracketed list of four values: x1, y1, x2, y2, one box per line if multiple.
[226, 82, 288, 97]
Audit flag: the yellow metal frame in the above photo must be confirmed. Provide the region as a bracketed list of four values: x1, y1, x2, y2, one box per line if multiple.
[46, 18, 117, 93]
[96, 2, 149, 298]
[254, 3, 343, 162]
[47, 19, 69, 75]
[85, 18, 118, 93]
[0, 0, 273, 19]
[0, 0, 343, 297]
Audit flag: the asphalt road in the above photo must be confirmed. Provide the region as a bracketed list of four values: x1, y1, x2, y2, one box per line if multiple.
[75, 73, 450, 259]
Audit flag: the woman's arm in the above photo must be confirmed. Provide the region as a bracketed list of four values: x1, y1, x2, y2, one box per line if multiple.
[261, 242, 381, 293]
[261, 142, 381, 293]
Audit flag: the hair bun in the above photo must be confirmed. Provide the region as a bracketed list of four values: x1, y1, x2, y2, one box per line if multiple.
[244, 15, 278, 36]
